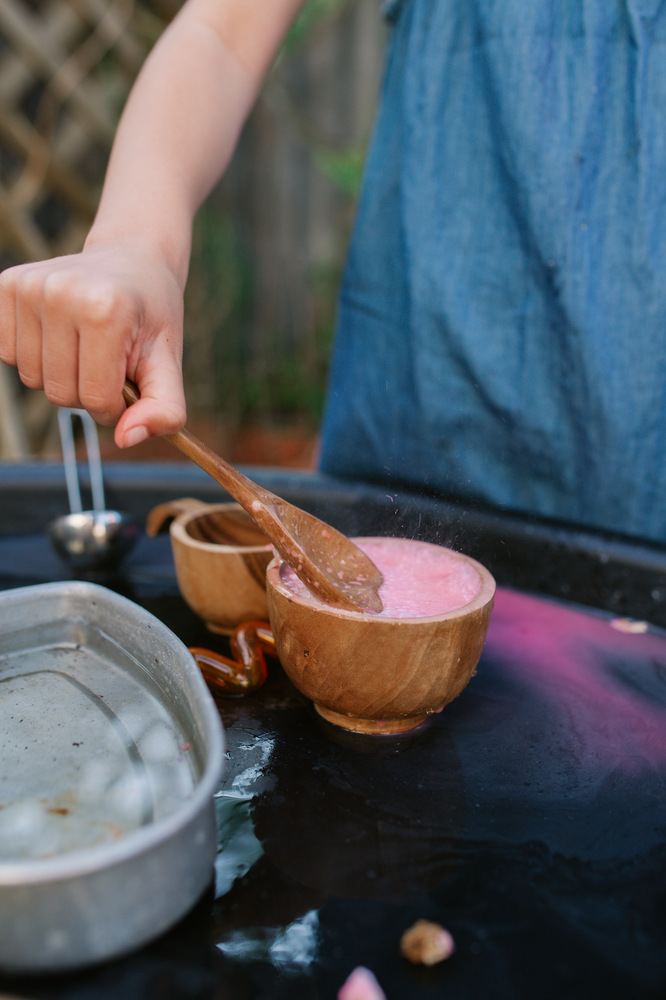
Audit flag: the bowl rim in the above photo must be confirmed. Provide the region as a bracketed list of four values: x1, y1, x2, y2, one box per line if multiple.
[267, 536, 496, 623]
[170, 502, 274, 555]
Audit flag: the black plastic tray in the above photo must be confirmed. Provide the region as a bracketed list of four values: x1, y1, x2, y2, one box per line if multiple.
[1, 462, 665, 1000]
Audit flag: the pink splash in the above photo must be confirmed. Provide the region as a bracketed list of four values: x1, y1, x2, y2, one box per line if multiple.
[281, 537, 482, 618]
[487, 589, 666, 771]
[338, 967, 386, 1000]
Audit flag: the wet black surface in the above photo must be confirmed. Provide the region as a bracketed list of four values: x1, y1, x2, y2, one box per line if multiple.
[1, 523, 666, 999]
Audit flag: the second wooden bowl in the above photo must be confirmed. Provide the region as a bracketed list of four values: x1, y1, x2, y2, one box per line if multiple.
[266, 537, 495, 733]
[147, 498, 273, 633]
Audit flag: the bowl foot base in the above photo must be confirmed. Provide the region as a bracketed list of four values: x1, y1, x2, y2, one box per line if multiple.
[314, 704, 428, 734]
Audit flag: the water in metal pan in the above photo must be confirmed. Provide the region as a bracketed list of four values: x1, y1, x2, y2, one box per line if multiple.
[0, 617, 198, 860]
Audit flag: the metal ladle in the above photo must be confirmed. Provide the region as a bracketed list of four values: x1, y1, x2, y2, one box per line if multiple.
[48, 408, 139, 572]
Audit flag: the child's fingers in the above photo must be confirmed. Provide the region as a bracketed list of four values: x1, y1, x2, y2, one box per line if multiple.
[40, 266, 105, 415]
[75, 284, 136, 427]
[41, 312, 81, 410]
[14, 270, 45, 390]
[0, 266, 19, 367]
[114, 337, 186, 447]
[0, 252, 186, 442]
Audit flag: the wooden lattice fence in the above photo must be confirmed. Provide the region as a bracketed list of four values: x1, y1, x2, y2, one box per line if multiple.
[0, 0, 176, 455]
[0, 0, 385, 459]
[0, 0, 177, 264]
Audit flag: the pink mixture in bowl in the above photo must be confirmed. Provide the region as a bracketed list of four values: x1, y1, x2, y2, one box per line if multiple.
[279, 537, 482, 618]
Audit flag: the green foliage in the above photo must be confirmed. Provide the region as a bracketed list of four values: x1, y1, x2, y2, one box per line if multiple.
[314, 147, 365, 198]
[187, 201, 337, 428]
[184, 202, 252, 419]
[239, 324, 335, 425]
[184, 0, 377, 432]
[280, 0, 353, 58]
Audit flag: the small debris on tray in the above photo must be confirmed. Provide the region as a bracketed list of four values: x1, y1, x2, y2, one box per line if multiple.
[610, 618, 649, 634]
[400, 919, 455, 966]
[338, 967, 386, 1000]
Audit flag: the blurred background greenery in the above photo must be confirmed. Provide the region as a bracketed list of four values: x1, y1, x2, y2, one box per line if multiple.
[0, 0, 385, 465]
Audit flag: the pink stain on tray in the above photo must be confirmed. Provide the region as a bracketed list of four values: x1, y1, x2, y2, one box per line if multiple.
[487, 589, 666, 771]
[280, 537, 482, 617]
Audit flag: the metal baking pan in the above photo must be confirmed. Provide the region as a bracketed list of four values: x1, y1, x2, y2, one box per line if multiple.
[0, 580, 225, 973]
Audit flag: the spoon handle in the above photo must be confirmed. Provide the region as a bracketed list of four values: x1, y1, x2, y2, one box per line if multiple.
[121, 380, 278, 513]
[121, 379, 384, 613]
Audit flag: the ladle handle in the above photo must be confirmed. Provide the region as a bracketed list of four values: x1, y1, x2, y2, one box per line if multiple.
[121, 380, 275, 511]
[57, 408, 106, 513]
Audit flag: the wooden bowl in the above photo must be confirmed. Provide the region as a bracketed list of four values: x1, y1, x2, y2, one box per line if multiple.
[266, 537, 495, 734]
[147, 498, 273, 634]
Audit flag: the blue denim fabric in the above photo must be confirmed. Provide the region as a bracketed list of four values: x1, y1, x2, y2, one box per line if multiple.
[319, 0, 666, 542]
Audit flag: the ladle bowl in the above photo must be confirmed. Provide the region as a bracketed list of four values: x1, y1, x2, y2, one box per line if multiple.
[49, 408, 138, 573]
[266, 537, 496, 734]
[49, 510, 139, 572]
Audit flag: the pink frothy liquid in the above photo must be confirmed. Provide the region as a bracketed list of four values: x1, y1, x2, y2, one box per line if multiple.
[280, 537, 482, 618]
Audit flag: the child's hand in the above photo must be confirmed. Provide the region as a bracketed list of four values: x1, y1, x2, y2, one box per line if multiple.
[0, 246, 186, 448]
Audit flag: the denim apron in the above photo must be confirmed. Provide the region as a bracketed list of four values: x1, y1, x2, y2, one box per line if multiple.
[319, 0, 666, 542]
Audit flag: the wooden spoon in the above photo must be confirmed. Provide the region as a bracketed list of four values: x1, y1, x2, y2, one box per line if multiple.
[122, 380, 383, 613]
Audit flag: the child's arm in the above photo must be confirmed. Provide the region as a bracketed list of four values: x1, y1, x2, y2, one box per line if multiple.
[0, 0, 305, 447]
